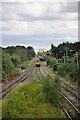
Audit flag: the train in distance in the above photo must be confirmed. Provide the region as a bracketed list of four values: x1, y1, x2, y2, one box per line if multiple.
[35, 58, 40, 67]
[35, 50, 51, 67]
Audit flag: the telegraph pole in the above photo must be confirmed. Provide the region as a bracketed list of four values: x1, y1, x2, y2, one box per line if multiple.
[66, 47, 68, 63]
[66, 48, 68, 56]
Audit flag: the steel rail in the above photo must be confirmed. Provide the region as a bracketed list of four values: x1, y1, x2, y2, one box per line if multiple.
[60, 83, 80, 100]
[58, 100, 73, 120]
[38, 65, 80, 119]
[2, 67, 32, 92]
[61, 80, 78, 92]
[61, 92, 80, 114]
[0, 66, 34, 99]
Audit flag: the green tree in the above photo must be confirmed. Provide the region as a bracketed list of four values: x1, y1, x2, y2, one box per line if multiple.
[2, 51, 15, 80]
[27, 46, 36, 60]
[11, 54, 21, 67]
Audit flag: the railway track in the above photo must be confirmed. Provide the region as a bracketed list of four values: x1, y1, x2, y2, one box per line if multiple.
[61, 92, 80, 114]
[0, 61, 46, 99]
[34, 65, 80, 119]
[61, 80, 78, 91]
[58, 93, 80, 119]
[58, 80, 80, 119]
[61, 80, 79, 99]
[60, 81, 80, 108]
[0, 66, 34, 99]
[1, 61, 80, 119]
[40, 65, 80, 119]
[58, 100, 73, 120]
[61, 86, 80, 117]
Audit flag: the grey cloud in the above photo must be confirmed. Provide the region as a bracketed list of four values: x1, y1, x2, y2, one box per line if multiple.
[1, 1, 78, 51]
[2, 2, 78, 22]
[60, 2, 78, 13]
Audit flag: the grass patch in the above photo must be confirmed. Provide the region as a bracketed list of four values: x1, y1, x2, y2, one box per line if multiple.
[2, 76, 65, 118]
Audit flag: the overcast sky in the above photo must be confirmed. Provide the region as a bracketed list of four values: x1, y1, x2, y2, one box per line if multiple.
[0, 0, 79, 52]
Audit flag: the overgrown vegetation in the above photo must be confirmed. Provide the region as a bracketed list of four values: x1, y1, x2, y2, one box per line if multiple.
[42, 75, 62, 106]
[2, 75, 65, 118]
[46, 42, 80, 84]
[46, 56, 80, 84]
[2, 45, 36, 81]
[46, 57, 80, 84]
[46, 56, 58, 71]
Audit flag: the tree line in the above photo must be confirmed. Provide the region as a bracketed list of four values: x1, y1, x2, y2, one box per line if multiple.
[46, 41, 80, 84]
[2, 45, 36, 81]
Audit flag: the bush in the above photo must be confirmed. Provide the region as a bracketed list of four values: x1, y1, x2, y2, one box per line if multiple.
[69, 67, 80, 83]
[57, 63, 66, 76]
[46, 57, 58, 71]
[11, 54, 21, 67]
[42, 75, 62, 106]
[57, 62, 80, 83]
[2, 80, 65, 118]
[2, 52, 15, 81]
[47, 56, 80, 83]
[52, 63, 58, 71]
[21, 61, 30, 70]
